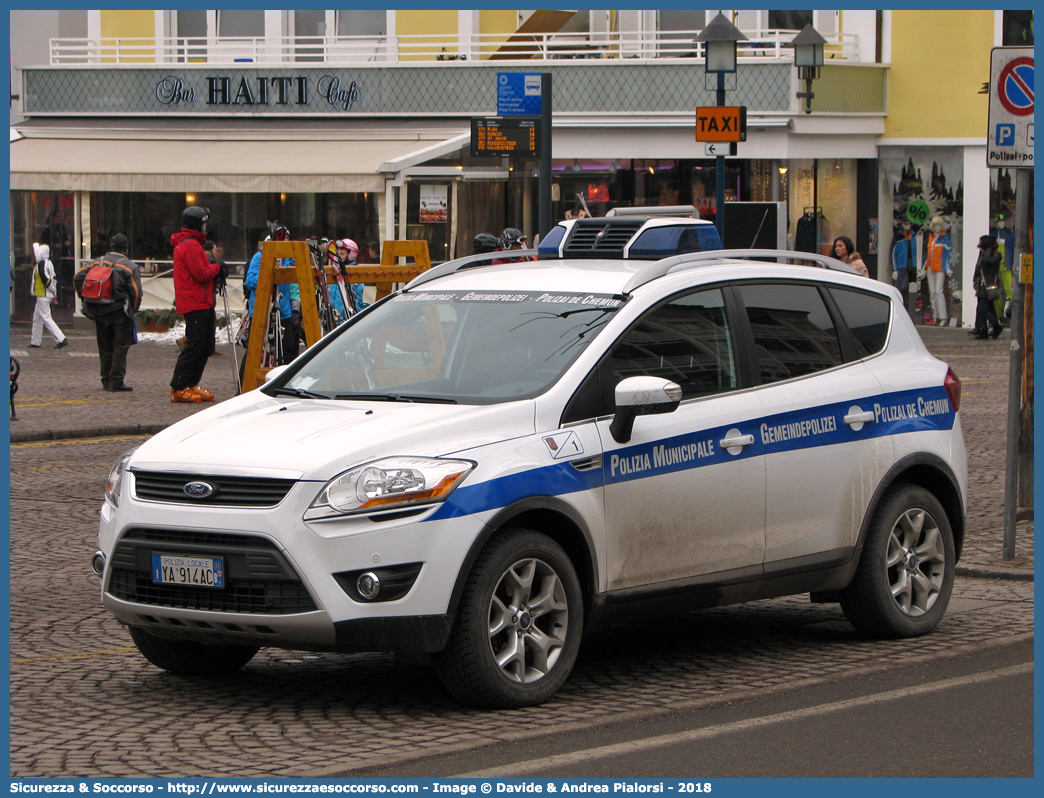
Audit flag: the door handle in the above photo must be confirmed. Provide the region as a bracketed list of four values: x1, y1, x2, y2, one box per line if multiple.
[719, 434, 754, 449]
[843, 410, 876, 426]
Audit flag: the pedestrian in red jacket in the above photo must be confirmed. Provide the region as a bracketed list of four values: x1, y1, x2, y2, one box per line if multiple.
[169, 206, 222, 402]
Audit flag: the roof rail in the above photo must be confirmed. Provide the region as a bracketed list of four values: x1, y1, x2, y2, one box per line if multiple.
[403, 248, 540, 291]
[623, 249, 857, 293]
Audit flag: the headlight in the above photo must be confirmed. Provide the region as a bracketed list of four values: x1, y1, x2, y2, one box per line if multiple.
[306, 457, 474, 519]
[105, 448, 138, 507]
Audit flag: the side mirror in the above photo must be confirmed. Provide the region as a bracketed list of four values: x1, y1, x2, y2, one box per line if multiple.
[609, 376, 682, 443]
[263, 365, 289, 385]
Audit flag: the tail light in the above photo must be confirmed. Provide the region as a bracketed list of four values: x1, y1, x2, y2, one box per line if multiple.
[944, 367, 961, 412]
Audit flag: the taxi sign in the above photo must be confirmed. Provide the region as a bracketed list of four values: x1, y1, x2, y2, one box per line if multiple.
[696, 106, 746, 142]
[988, 48, 1034, 167]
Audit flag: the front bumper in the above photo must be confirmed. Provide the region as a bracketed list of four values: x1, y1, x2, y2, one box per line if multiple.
[98, 476, 483, 653]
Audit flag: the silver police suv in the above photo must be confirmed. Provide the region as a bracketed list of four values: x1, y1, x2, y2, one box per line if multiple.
[95, 216, 967, 708]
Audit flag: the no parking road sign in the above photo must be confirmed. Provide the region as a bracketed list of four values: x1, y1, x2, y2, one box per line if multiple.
[988, 47, 1034, 167]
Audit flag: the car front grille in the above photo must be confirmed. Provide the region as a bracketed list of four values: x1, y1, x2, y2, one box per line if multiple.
[132, 470, 296, 507]
[106, 529, 318, 615]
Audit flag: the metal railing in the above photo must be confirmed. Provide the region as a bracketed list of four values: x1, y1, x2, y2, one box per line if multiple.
[49, 30, 859, 65]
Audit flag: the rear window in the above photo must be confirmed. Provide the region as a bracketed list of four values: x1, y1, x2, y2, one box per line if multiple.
[735, 282, 843, 384]
[829, 287, 891, 358]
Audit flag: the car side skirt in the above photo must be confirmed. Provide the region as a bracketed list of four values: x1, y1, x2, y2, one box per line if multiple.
[586, 548, 858, 629]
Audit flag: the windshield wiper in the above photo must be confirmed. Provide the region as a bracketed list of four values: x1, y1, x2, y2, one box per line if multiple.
[333, 393, 457, 404]
[266, 386, 330, 400]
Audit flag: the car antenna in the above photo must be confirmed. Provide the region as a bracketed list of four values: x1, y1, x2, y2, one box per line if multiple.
[749, 208, 770, 248]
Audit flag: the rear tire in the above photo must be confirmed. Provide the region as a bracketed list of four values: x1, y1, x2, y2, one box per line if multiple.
[436, 528, 583, 708]
[841, 484, 955, 638]
[129, 627, 259, 676]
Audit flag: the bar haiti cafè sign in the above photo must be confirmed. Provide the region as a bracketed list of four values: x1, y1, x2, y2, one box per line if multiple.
[156, 74, 361, 110]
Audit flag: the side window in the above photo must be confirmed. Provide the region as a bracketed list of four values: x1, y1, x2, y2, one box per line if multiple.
[736, 282, 843, 384]
[610, 288, 737, 400]
[828, 287, 891, 358]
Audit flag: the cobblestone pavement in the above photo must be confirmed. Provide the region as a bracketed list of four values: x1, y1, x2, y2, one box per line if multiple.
[7, 322, 1034, 778]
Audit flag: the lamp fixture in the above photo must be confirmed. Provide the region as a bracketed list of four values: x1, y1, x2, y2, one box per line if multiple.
[788, 24, 827, 114]
[695, 13, 747, 74]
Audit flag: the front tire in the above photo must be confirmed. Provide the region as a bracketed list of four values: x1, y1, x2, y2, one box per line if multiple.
[841, 484, 955, 638]
[129, 627, 259, 676]
[436, 528, 583, 708]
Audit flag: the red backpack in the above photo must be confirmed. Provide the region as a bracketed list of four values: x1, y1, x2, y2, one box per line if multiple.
[80, 259, 115, 303]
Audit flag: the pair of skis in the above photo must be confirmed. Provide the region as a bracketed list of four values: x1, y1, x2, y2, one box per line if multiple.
[309, 239, 357, 330]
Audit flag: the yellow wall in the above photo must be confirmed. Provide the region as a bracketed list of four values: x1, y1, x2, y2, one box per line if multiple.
[100, 10, 154, 39]
[395, 9, 458, 59]
[885, 10, 993, 138]
[480, 10, 517, 35]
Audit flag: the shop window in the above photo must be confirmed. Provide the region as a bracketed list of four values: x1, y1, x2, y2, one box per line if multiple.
[10, 191, 77, 324]
[1003, 11, 1034, 46]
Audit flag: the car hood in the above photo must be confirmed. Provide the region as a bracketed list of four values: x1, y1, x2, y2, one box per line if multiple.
[130, 392, 536, 480]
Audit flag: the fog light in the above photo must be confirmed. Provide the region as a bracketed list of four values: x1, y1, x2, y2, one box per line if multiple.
[91, 552, 106, 576]
[356, 572, 381, 600]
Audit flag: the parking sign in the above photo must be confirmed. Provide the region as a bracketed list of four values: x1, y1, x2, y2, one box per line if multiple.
[988, 48, 1034, 167]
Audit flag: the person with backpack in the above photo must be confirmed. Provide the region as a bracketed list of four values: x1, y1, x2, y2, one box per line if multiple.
[73, 233, 142, 391]
[29, 243, 68, 349]
[169, 206, 222, 403]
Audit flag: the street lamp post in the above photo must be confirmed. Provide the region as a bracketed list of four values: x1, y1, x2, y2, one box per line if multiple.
[697, 13, 747, 242]
[789, 24, 826, 114]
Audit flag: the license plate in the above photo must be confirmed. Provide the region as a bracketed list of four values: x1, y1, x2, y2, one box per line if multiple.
[151, 553, 225, 588]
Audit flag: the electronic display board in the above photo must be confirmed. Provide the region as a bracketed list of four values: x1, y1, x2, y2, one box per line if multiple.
[471, 116, 541, 158]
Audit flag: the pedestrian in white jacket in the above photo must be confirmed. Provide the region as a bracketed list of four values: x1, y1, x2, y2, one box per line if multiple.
[30, 243, 68, 348]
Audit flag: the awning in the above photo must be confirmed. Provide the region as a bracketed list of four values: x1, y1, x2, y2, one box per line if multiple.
[10, 135, 460, 193]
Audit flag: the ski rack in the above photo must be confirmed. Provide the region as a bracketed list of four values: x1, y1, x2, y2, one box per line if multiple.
[242, 240, 434, 392]
[372, 240, 432, 299]
[622, 249, 857, 293]
[241, 240, 323, 392]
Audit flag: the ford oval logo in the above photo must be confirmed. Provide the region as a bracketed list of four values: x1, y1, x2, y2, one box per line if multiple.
[183, 481, 216, 498]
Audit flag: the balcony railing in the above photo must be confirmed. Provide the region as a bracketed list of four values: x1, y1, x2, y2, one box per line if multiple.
[49, 30, 858, 66]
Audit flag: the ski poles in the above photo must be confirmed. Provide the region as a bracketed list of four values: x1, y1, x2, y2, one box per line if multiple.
[219, 282, 241, 394]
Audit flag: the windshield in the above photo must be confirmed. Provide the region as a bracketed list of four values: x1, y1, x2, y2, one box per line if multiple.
[274, 290, 623, 404]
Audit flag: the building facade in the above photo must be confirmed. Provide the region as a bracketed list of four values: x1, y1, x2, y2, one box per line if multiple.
[9, 9, 1026, 327]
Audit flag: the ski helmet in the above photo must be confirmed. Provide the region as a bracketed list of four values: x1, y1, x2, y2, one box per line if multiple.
[331, 238, 359, 261]
[499, 228, 527, 248]
[181, 206, 210, 231]
[472, 233, 499, 255]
